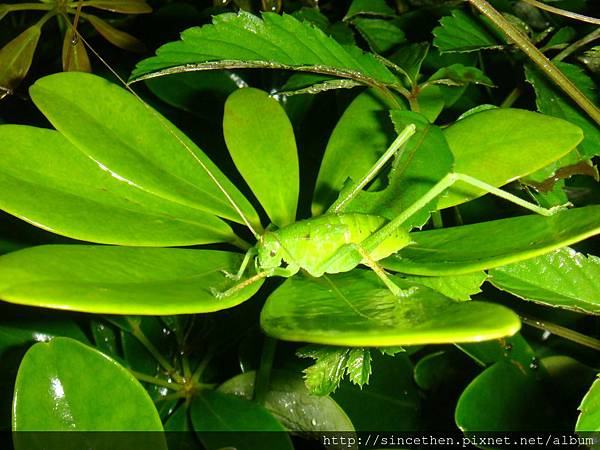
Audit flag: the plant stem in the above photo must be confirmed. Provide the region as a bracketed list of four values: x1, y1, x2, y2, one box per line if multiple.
[467, 0, 600, 126]
[254, 337, 277, 405]
[520, 0, 600, 26]
[130, 370, 182, 390]
[431, 211, 444, 228]
[190, 353, 213, 384]
[131, 326, 185, 384]
[554, 27, 600, 62]
[520, 315, 600, 351]
[500, 85, 523, 108]
[7, 3, 53, 12]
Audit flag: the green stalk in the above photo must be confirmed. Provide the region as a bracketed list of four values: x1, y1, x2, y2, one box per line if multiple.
[131, 326, 185, 384]
[520, 315, 600, 351]
[130, 370, 182, 390]
[467, 0, 600, 126]
[554, 27, 600, 62]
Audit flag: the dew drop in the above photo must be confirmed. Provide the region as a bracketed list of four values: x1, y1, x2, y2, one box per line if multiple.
[529, 357, 539, 370]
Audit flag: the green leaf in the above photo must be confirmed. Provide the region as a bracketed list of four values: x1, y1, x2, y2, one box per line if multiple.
[455, 362, 553, 431]
[400, 272, 487, 301]
[433, 9, 503, 53]
[383, 206, 600, 275]
[389, 42, 429, 85]
[525, 61, 600, 159]
[0, 125, 236, 246]
[440, 108, 584, 208]
[0, 24, 41, 91]
[427, 63, 494, 87]
[297, 346, 371, 395]
[191, 391, 292, 450]
[345, 110, 454, 227]
[0, 246, 263, 314]
[351, 18, 406, 54]
[218, 370, 354, 432]
[130, 12, 400, 90]
[13, 337, 165, 433]
[29, 72, 261, 233]
[345, 0, 396, 20]
[224, 88, 299, 227]
[577, 374, 600, 432]
[333, 352, 421, 431]
[86, 15, 145, 53]
[261, 271, 520, 346]
[490, 248, 600, 314]
[312, 89, 397, 216]
[457, 333, 537, 368]
[62, 31, 91, 72]
[280, 73, 361, 96]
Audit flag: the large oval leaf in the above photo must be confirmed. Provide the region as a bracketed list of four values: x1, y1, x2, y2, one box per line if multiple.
[0, 246, 262, 314]
[218, 370, 354, 432]
[260, 271, 520, 346]
[191, 390, 292, 450]
[577, 375, 600, 432]
[224, 88, 299, 227]
[440, 108, 583, 208]
[490, 248, 600, 315]
[28, 72, 261, 232]
[312, 89, 396, 216]
[383, 206, 600, 275]
[13, 337, 165, 434]
[0, 126, 236, 246]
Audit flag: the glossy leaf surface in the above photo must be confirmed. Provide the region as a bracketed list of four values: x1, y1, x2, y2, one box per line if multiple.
[13, 337, 165, 433]
[490, 248, 600, 314]
[261, 271, 520, 346]
[384, 206, 600, 275]
[62, 32, 91, 72]
[400, 272, 487, 301]
[440, 108, 583, 208]
[224, 88, 299, 227]
[191, 390, 292, 450]
[0, 24, 41, 91]
[0, 126, 235, 246]
[218, 370, 354, 431]
[131, 12, 399, 88]
[0, 246, 262, 314]
[29, 72, 261, 231]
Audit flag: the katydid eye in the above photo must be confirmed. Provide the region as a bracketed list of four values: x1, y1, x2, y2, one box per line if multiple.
[269, 249, 277, 257]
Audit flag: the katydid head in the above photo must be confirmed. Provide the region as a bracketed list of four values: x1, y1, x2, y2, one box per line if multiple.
[257, 232, 285, 270]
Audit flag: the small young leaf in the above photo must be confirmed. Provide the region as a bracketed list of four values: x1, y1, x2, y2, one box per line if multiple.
[13, 338, 165, 433]
[62, 31, 91, 72]
[86, 15, 145, 52]
[433, 9, 503, 53]
[389, 42, 429, 85]
[0, 246, 263, 314]
[131, 12, 400, 90]
[0, 24, 41, 91]
[525, 62, 600, 159]
[490, 248, 600, 314]
[576, 375, 600, 432]
[351, 18, 406, 54]
[383, 206, 600, 276]
[224, 88, 299, 227]
[261, 271, 520, 346]
[346, 348, 372, 387]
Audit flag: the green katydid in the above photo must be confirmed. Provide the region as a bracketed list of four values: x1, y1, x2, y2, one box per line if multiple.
[209, 124, 563, 299]
[65, 27, 562, 300]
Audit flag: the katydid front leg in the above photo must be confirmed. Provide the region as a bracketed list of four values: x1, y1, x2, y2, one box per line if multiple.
[210, 265, 299, 300]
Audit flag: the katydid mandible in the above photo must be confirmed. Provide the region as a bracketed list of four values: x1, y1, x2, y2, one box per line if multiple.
[211, 124, 562, 299]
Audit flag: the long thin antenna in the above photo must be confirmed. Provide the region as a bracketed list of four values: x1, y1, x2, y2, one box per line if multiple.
[64, 22, 261, 240]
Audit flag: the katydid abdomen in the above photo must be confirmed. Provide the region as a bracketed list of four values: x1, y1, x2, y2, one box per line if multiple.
[258, 213, 411, 277]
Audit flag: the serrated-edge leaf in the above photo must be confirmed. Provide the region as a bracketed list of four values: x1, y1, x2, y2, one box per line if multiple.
[433, 9, 503, 53]
[130, 11, 400, 90]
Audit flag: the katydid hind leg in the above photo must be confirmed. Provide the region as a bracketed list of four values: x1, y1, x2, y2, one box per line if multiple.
[362, 172, 561, 254]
